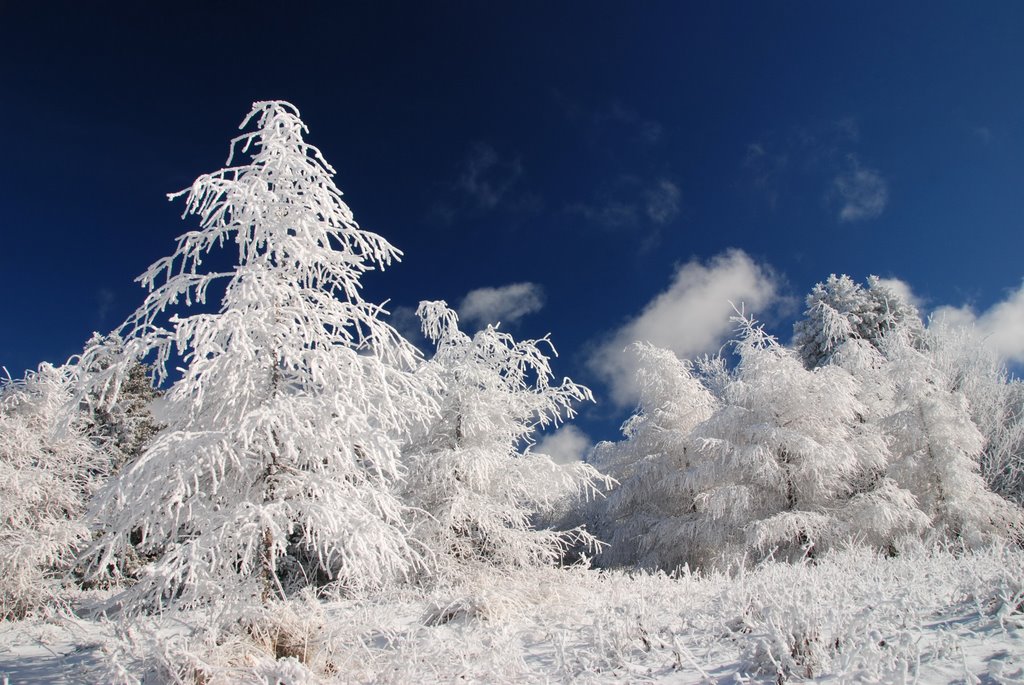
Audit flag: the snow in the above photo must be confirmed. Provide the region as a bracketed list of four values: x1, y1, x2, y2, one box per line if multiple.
[0, 618, 108, 684]
[2, 546, 1023, 683]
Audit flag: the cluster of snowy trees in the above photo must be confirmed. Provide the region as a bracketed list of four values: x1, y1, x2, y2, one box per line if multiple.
[581, 275, 1024, 572]
[2, 101, 1023, 623]
[0, 102, 601, 619]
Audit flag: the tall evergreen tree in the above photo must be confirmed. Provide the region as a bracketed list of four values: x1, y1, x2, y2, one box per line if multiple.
[78, 101, 436, 611]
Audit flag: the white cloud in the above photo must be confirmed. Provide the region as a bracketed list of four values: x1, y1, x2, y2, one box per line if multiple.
[742, 142, 788, 209]
[590, 249, 783, 405]
[873, 277, 922, 309]
[833, 156, 888, 222]
[535, 425, 592, 465]
[932, 281, 1024, 364]
[458, 282, 545, 328]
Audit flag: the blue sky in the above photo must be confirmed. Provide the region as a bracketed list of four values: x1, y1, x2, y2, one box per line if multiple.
[2, 3, 1023, 450]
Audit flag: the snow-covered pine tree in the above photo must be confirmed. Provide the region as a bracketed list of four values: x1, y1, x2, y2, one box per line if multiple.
[793, 274, 924, 369]
[78, 101, 436, 612]
[402, 301, 610, 582]
[79, 333, 162, 471]
[0, 362, 107, 619]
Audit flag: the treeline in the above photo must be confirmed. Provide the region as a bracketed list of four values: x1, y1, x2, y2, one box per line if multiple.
[574, 275, 1024, 572]
[2, 101, 1022, 626]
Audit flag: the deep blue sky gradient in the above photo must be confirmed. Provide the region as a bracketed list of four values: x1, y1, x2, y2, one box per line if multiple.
[2, 2, 1022, 442]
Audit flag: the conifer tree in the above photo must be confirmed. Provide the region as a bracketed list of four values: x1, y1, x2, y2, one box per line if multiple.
[794, 274, 923, 369]
[79, 101, 436, 611]
[79, 333, 162, 471]
[585, 343, 718, 570]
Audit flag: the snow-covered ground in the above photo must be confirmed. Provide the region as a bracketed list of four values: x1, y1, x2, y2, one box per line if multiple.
[2, 545, 1023, 684]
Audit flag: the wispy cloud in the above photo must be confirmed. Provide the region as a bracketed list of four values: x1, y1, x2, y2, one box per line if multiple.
[971, 125, 993, 146]
[568, 177, 680, 233]
[95, 287, 115, 325]
[535, 425, 592, 465]
[458, 282, 545, 329]
[743, 142, 789, 209]
[589, 249, 785, 405]
[743, 117, 888, 222]
[432, 142, 534, 224]
[567, 199, 639, 230]
[457, 142, 522, 210]
[552, 91, 663, 145]
[932, 281, 1024, 364]
[600, 101, 664, 144]
[832, 155, 888, 222]
[645, 180, 681, 224]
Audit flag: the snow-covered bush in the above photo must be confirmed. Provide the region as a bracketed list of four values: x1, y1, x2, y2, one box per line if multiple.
[120, 544, 1020, 684]
[0, 362, 107, 619]
[402, 301, 610, 583]
[78, 101, 437, 613]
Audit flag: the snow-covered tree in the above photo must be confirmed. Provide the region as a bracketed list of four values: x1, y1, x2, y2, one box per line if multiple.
[78, 101, 437, 612]
[794, 274, 923, 369]
[822, 306, 1024, 545]
[584, 343, 718, 569]
[79, 333, 162, 471]
[924, 320, 1024, 507]
[585, 317, 930, 573]
[682, 318, 926, 567]
[402, 301, 610, 581]
[0, 362, 107, 619]
[882, 332, 1023, 545]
